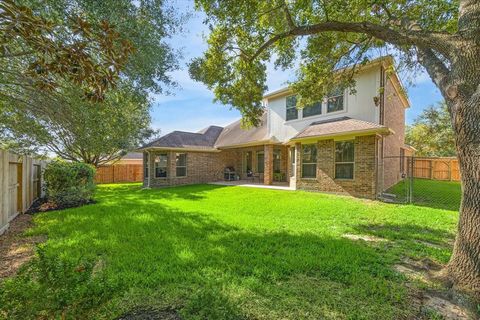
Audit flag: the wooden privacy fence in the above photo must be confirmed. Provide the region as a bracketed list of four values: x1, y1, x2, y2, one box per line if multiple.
[0, 150, 47, 235]
[413, 157, 460, 181]
[95, 164, 143, 184]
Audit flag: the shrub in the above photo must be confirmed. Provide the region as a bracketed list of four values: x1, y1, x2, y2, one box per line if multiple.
[43, 161, 96, 207]
[0, 248, 118, 319]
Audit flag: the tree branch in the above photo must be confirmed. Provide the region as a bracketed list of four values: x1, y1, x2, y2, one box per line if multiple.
[416, 47, 451, 99]
[249, 20, 455, 61]
[281, 0, 296, 29]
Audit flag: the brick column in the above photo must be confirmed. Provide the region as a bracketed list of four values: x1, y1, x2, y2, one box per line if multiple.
[264, 144, 273, 185]
[169, 151, 176, 180]
[295, 143, 302, 179]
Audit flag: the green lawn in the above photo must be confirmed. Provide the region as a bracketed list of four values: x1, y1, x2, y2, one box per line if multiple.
[0, 183, 460, 319]
[387, 178, 462, 211]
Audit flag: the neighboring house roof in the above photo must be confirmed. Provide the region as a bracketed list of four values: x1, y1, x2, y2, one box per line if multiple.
[139, 126, 223, 151]
[291, 117, 391, 141]
[214, 113, 270, 148]
[121, 152, 143, 160]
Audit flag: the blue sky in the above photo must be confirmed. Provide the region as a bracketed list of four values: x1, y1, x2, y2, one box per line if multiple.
[151, 1, 443, 135]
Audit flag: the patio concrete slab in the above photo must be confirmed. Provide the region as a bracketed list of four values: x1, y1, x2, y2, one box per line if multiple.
[209, 180, 294, 191]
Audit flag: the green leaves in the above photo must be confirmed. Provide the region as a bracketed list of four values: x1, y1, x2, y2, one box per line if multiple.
[406, 102, 456, 157]
[0, 0, 134, 102]
[191, 0, 459, 126]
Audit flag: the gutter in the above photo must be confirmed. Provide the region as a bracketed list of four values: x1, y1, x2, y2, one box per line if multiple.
[215, 139, 280, 149]
[288, 127, 394, 144]
[137, 147, 221, 153]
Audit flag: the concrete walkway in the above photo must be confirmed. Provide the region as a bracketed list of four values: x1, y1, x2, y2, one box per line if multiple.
[209, 180, 294, 191]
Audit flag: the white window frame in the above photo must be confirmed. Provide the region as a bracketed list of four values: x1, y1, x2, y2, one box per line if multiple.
[326, 88, 345, 114]
[334, 140, 355, 180]
[155, 153, 168, 178]
[175, 153, 187, 177]
[301, 144, 317, 179]
[286, 95, 298, 121]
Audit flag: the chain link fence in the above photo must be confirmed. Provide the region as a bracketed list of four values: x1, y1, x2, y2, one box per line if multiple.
[378, 156, 462, 211]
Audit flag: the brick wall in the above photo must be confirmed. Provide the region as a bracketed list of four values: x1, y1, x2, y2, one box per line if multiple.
[382, 75, 406, 189]
[296, 135, 377, 199]
[144, 151, 227, 187]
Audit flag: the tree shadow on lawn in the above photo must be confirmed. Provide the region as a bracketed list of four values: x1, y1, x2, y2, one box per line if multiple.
[352, 223, 455, 263]
[97, 183, 227, 203]
[3, 199, 419, 320]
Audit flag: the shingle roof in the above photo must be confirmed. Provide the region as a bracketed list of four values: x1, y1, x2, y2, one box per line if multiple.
[292, 117, 390, 140]
[214, 113, 269, 148]
[140, 126, 223, 150]
[121, 152, 143, 159]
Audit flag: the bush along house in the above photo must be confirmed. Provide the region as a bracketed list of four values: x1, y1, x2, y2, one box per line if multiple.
[138, 56, 414, 199]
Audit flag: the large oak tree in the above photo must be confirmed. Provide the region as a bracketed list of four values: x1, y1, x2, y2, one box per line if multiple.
[189, 0, 480, 294]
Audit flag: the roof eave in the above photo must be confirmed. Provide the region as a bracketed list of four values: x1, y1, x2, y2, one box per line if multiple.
[136, 146, 221, 153]
[288, 127, 393, 143]
[215, 139, 279, 149]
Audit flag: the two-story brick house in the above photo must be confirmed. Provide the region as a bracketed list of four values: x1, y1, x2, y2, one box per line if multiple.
[139, 56, 412, 199]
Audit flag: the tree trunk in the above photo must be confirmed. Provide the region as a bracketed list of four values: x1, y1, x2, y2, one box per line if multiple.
[447, 92, 480, 295]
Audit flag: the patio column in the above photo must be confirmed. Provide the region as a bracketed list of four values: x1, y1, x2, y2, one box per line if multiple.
[295, 143, 302, 179]
[264, 144, 273, 185]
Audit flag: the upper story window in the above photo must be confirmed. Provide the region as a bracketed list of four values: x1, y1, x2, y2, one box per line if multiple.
[176, 153, 187, 177]
[302, 144, 317, 178]
[286, 95, 326, 121]
[155, 153, 168, 178]
[327, 88, 344, 113]
[335, 140, 354, 179]
[303, 101, 322, 118]
[286, 95, 298, 121]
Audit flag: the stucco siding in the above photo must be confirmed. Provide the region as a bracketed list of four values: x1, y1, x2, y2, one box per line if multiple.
[266, 67, 381, 142]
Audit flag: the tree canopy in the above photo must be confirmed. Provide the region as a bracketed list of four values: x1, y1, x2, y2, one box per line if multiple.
[189, 0, 459, 126]
[0, 81, 154, 166]
[1, 0, 181, 163]
[406, 102, 456, 157]
[0, 0, 134, 102]
[19, 0, 181, 95]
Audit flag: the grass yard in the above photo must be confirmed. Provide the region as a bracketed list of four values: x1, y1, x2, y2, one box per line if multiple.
[0, 183, 461, 319]
[387, 178, 462, 211]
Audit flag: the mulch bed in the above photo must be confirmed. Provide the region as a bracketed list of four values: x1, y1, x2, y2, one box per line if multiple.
[0, 214, 46, 280]
[26, 197, 95, 214]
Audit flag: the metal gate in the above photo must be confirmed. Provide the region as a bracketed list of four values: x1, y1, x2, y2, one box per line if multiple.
[378, 155, 414, 204]
[378, 156, 462, 211]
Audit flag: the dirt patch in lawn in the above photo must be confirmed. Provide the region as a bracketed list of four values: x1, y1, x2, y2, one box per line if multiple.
[342, 233, 388, 242]
[0, 214, 45, 280]
[117, 307, 182, 320]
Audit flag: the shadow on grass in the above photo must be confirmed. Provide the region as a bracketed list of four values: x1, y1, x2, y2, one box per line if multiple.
[97, 183, 228, 203]
[352, 222, 455, 264]
[2, 198, 412, 319]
